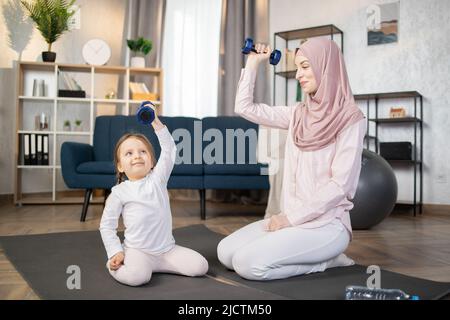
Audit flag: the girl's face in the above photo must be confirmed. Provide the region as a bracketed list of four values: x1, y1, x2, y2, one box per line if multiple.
[295, 55, 318, 95]
[117, 137, 153, 181]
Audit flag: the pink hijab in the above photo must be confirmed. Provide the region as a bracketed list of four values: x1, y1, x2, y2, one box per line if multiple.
[292, 38, 364, 151]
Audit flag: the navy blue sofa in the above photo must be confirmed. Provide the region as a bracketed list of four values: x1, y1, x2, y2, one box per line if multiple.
[61, 115, 269, 221]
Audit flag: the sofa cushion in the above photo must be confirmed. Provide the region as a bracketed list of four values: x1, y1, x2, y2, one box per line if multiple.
[94, 116, 156, 162]
[203, 175, 270, 189]
[93, 115, 202, 164]
[77, 161, 203, 176]
[172, 164, 203, 175]
[203, 163, 268, 175]
[202, 116, 259, 166]
[77, 161, 115, 174]
[168, 176, 203, 189]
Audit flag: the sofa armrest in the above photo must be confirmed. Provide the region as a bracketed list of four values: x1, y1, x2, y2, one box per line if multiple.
[61, 142, 94, 188]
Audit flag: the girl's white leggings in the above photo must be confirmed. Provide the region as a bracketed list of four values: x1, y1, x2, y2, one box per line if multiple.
[217, 218, 351, 281]
[108, 245, 208, 286]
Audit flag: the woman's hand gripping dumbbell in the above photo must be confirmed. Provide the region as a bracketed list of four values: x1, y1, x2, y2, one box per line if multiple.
[241, 38, 281, 65]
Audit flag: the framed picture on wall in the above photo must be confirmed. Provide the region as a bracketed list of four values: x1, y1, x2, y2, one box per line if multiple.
[366, 1, 399, 45]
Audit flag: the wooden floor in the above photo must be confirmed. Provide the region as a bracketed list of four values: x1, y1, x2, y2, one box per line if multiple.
[0, 198, 449, 299]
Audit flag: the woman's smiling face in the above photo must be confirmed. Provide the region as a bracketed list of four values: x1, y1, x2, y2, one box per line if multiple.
[295, 55, 318, 95]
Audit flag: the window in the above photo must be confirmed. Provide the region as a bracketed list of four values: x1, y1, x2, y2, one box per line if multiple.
[162, 0, 222, 118]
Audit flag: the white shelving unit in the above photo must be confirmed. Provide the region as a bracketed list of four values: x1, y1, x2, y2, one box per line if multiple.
[14, 61, 163, 204]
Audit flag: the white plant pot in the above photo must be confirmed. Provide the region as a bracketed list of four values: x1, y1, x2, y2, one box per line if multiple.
[131, 56, 145, 68]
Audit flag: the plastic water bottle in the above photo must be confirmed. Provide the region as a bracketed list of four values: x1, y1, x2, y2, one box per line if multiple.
[345, 285, 420, 300]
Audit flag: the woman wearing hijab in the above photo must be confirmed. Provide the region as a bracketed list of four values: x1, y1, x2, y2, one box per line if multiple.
[217, 38, 366, 281]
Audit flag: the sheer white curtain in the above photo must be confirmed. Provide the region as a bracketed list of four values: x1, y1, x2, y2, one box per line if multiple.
[162, 0, 222, 117]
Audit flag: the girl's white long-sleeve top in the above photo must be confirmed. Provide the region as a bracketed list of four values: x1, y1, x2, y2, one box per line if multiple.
[235, 66, 366, 239]
[99, 126, 177, 259]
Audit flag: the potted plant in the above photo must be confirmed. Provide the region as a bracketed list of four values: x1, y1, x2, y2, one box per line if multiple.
[21, 0, 76, 62]
[63, 120, 71, 131]
[127, 37, 152, 68]
[74, 119, 82, 131]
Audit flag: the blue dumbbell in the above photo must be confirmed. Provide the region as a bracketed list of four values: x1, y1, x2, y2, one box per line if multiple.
[241, 38, 281, 65]
[136, 100, 156, 125]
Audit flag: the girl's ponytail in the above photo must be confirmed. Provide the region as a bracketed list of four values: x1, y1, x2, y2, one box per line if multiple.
[116, 172, 126, 185]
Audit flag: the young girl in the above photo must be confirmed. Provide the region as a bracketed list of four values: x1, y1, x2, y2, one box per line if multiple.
[99, 108, 208, 286]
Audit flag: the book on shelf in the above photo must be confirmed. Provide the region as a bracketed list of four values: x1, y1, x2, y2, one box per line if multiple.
[279, 49, 297, 73]
[129, 82, 158, 100]
[30, 133, 36, 165]
[23, 134, 30, 165]
[42, 135, 49, 165]
[36, 134, 43, 165]
[286, 49, 297, 72]
[129, 82, 150, 93]
[58, 71, 75, 90]
[19, 133, 50, 166]
[58, 71, 86, 97]
[58, 90, 86, 98]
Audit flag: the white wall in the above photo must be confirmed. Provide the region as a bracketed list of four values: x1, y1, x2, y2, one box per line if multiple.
[0, 0, 126, 194]
[270, 0, 450, 204]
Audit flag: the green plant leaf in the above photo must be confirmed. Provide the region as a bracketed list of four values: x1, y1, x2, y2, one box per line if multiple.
[21, 0, 76, 51]
[126, 37, 153, 55]
[141, 39, 152, 55]
[127, 39, 139, 52]
[136, 37, 144, 49]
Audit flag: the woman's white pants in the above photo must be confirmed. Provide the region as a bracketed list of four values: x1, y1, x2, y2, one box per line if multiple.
[217, 218, 351, 281]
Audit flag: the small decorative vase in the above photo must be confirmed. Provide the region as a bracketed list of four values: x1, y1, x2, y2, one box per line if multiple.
[42, 51, 56, 62]
[131, 56, 145, 68]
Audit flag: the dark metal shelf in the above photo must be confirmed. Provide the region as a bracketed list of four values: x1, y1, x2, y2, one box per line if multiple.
[354, 91, 422, 100]
[369, 117, 422, 123]
[275, 70, 297, 79]
[275, 24, 343, 41]
[357, 91, 423, 217]
[386, 159, 422, 165]
[395, 201, 423, 207]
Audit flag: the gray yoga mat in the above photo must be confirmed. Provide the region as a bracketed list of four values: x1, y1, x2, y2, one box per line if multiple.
[175, 225, 450, 300]
[0, 228, 284, 300]
[1, 224, 449, 300]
